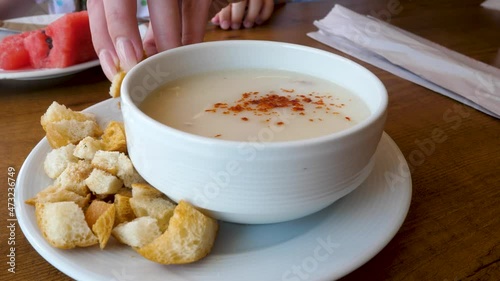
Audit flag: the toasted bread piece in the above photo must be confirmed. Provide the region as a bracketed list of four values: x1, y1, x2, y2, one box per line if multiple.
[85, 200, 115, 249]
[45, 120, 102, 149]
[131, 183, 164, 198]
[41, 101, 97, 130]
[91, 151, 144, 188]
[36, 202, 98, 249]
[116, 187, 133, 197]
[73, 136, 102, 160]
[109, 71, 126, 98]
[137, 201, 218, 264]
[114, 194, 136, 225]
[26, 185, 91, 209]
[112, 216, 162, 248]
[130, 196, 176, 232]
[43, 144, 78, 179]
[41, 102, 102, 148]
[54, 160, 92, 196]
[91, 150, 120, 175]
[101, 121, 127, 153]
[85, 169, 123, 195]
[117, 154, 145, 188]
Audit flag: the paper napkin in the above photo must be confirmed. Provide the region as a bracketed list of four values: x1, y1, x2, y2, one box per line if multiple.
[307, 5, 500, 118]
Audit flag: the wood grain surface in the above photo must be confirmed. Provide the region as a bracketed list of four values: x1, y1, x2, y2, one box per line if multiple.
[0, 0, 498, 280]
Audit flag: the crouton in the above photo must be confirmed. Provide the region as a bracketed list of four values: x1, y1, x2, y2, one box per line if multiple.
[54, 160, 92, 196]
[101, 121, 127, 153]
[43, 144, 78, 179]
[85, 169, 123, 195]
[41, 102, 102, 148]
[112, 216, 162, 248]
[25, 185, 91, 209]
[109, 71, 125, 98]
[131, 183, 164, 198]
[91, 150, 120, 175]
[114, 194, 136, 225]
[85, 200, 116, 249]
[137, 201, 218, 264]
[73, 136, 102, 160]
[36, 202, 98, 249]
[117, 154, 145, 187]
[129, 196, 176, 233]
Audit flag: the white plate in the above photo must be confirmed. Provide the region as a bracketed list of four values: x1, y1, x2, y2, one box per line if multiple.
[0, 14, 100, 80]
[15, 98, 412, 281]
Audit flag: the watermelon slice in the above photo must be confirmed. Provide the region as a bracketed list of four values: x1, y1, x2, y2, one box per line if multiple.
[0, 33, 31, 70]
[43, 11, 97, 68]
[0, 11, 97, 70]
[24, 30, 51, 69]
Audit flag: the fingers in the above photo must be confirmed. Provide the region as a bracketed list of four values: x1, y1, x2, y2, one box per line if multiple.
[142, 23, 157, 57]
[216, 4, 232, 30]
[87, 0, 119, 81]
[147, 0, 182, 52]
[243, 0, 263, 29]
[181, 0, 211, 45]
[230, 1, 247, 30]
[102, 0, 143, 72]
[211, 13, 221, 25]
[89, 0, 224, 81]
[212, 0, 273, 30]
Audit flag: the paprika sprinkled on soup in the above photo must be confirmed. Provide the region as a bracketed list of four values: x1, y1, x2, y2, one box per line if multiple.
[140, 69, 370, 142]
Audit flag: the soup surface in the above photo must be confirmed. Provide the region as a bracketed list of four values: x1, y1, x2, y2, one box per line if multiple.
[140, 69, 370, 142]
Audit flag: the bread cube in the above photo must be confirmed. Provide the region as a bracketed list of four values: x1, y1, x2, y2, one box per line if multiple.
[112, 216, 162, 248]
[131, 183, 164, 198]
[73, 136, 102, 160]
[117, 153, 145, 187]
[41, 101, 97, 129]
[91, 150, 120, 175]
[25, 185, 91, 209]
[35, 201, 98, 249]
[85, 169, 123, 195]
[44, 143, 78, 179]
[54, 160, 92, 196]
[137, 201, 218, 264]
[85, 200, 116, 249]
[130, 196, 176, 232]
[101, 121, 127, 153]
[114, 194, 136, 225]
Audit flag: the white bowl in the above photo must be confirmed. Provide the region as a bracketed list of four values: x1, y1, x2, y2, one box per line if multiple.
[121, 40, 387, 224]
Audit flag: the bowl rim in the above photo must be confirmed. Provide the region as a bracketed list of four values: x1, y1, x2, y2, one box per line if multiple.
[121, 40, 388, 148]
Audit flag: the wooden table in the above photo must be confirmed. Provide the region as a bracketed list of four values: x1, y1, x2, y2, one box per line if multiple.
[1, 0, 499, 280]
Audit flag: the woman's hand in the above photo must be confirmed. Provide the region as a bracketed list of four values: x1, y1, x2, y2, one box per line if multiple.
[211, 0, 274, 30]
[87, 0, 213, 81]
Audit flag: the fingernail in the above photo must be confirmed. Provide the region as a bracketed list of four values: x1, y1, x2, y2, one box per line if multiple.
[99, 49, 118, 81]
[256, 17, 263, 25]
[243, 21, 254, 29]
[116, 37, 139, 71]
[221, 20, 230, 30]
[231, 23, 241, 30]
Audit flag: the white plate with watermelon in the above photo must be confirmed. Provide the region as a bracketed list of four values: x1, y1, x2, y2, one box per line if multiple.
[0, 13, 100, 80]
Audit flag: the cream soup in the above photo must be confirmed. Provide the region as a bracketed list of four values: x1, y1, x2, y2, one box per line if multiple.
[140, 69, 371, 142]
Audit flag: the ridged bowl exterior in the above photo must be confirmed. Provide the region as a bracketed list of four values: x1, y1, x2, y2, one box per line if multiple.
[121, 41, 387, 224]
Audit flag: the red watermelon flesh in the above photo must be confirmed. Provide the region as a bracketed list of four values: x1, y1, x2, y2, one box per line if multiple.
[0, 11, 97, 70]
[0, 33, 31, 70]
[44, 11, 97, 68]
[23, 30, 51, 69]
